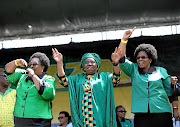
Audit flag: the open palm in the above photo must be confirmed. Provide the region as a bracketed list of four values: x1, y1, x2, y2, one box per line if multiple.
[52, 48, 63, 63]
[111, 47, 122, 64]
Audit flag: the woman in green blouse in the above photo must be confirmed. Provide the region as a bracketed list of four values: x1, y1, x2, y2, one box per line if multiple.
[118, 27, 179, 127]
[52, 48, 122, 127]
[5, 52, 56, 127]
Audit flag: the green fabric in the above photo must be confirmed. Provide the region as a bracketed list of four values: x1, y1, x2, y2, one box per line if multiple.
[120, 59, 172, 113]
[81, 53, 101, 70]
[120, 119, 133, 127]
[6, 68, 56, 119]
[65, 72, 117, 127]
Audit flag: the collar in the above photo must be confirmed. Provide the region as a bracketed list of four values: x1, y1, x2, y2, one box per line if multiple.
[121, 118, 125, 122]
[0, 86, 12, 97]
[26, 72, 46, 82]
[138, 66, 156, 74]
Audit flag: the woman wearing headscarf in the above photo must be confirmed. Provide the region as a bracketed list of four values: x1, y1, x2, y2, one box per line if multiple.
[5, 52, 56, 127]
[118, 27, 179, 127]
[52, 48, 121, 127]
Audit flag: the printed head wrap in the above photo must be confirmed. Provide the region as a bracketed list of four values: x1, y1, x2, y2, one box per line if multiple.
[80, 53, 101, 71]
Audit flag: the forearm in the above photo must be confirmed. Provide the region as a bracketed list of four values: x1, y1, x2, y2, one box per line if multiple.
[113, 64, 120, 75]
[119, 39, 127, 57]
[172, 101, 179, 109]
[172, 100, 179, 119]
[5, 60, 18, 73]
[32, 74, 41, 90]
[57, 61, 65, 77]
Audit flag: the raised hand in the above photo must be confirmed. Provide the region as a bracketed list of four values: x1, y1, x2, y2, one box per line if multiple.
[52, 48, 63, 63]
[111, 47, 122, 64]
[16, 59, 28, 67]
[122, 27, 136, 41]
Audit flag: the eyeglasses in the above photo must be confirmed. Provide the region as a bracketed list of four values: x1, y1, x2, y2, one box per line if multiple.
[29, 62, 39, 67]
[117, 110, 127, 113]
[58, 116, 65, 119]
[0, 74, 6, 77]
[136, 56, 149, 60]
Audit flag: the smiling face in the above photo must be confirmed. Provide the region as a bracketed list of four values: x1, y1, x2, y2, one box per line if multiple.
[84, 57, 98, 75]
[136, 51, 152, 72]
[29, 57, 45, 76]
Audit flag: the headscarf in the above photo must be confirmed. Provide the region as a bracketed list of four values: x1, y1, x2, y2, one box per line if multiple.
[80, 53, 101, 71]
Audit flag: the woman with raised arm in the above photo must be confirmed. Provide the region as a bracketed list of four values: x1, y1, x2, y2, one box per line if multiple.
[5, 52, 56, 127]
[118, 27, 179, 127]
[52, 48, 121, 127]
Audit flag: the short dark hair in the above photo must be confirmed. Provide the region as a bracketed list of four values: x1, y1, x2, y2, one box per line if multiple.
[134, 44, 158, 65]
[116, 105, 125, 126]
[29, 52, 50, 72]
[59, 111, 71, 121]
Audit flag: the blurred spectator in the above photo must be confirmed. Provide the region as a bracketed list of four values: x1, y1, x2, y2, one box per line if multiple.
[57, 111, 72, 127]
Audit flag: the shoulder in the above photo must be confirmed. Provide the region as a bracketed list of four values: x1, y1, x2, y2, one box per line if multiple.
[11, 89, 16, 93]
[44, 74, 55, 80]
[155, 66, 167, 72]
[67, 122, 73, 127]
[125, 118, 133, 123]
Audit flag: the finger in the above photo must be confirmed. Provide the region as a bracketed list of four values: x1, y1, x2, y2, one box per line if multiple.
[54, 48, 59, 54]
[114, 47, 117, 53]
[117, 47, 121, 53]
[52, 48, 55, 53]
[131, 27, 136, 33]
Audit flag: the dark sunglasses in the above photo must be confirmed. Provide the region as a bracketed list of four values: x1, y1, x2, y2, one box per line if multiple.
[136, 56, 149, 60]
[29, 62, 39, 67]
[58, 116, 65, 119]
[0, 74, 6, 77]
[117, 110, 127, 113]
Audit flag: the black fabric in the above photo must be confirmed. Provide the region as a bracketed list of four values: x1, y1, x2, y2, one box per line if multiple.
[119, 56, 125, 63]
[134, 112, 173, 127]
[38, 85, 46, 95]
[138, 66, 156, 74]
[14, 116, 51, 127]
[168, 92, 179, 103]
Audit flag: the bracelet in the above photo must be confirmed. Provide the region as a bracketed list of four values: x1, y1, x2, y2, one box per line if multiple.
[15, 60, 19, 66]
[121, 39, 128, 44]
[31, 74, 35, 78]
[112, 62, 119, 66]
[173, 107, 178, 109]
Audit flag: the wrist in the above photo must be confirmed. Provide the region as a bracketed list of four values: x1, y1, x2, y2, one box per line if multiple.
[121, 39, 128, 44]
[31, 74, 35, 78]
[173, 107, 178, 110]
[15, 60, 19, 67]
[112, 62, 119, 66]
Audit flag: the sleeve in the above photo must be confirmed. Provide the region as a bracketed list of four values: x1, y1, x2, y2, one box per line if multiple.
[160, 67, 179, 102]
[38, 76, 56, 101]
[119, 58, 134, 77]
[5, 68, 24, 87]
[112, 72, 121, 87]
[161, 68, 172, 96]
[169, 83, 180, 96]
[57, 74, 69, 89]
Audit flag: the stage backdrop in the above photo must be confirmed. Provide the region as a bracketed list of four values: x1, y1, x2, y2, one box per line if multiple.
[0, 34, 180, 124]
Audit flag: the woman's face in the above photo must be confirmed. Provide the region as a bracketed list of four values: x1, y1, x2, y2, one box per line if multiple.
[136, 51, 152, 72]
[84, 57, 98, 75]
[117, 107, 126, 119]
[29, 57, 44, 76]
